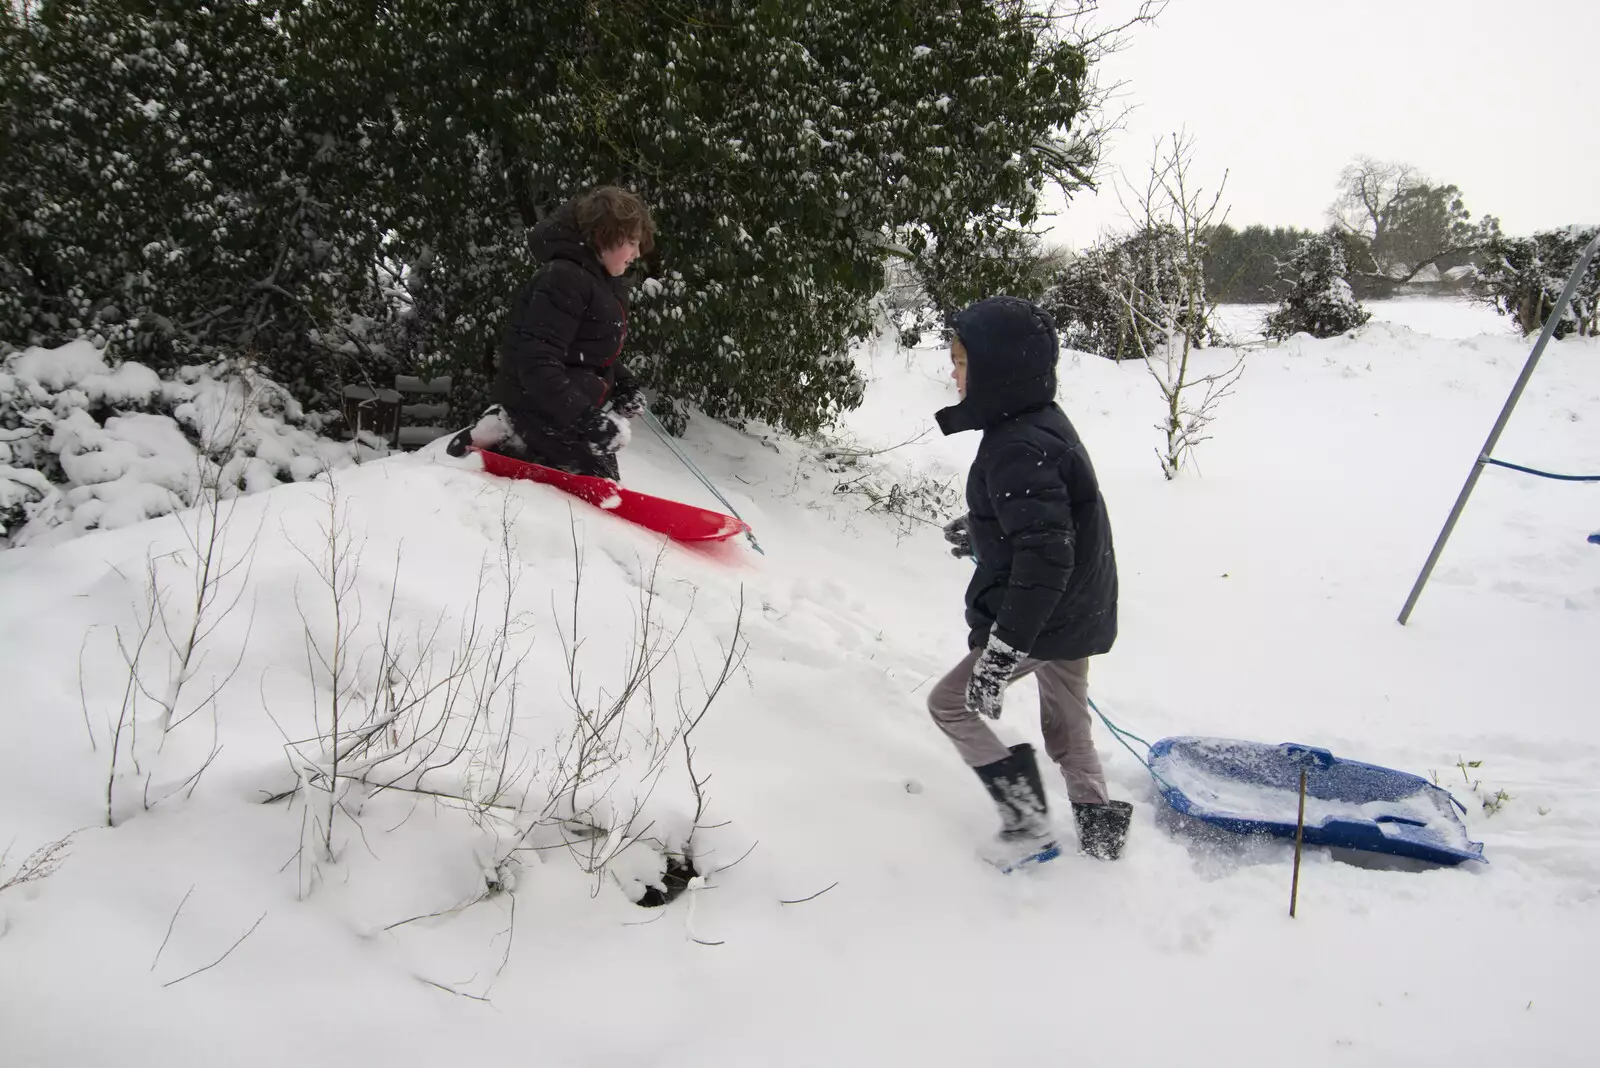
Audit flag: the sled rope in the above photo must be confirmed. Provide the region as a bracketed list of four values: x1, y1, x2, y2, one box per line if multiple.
[1086, 696, 1174, 793]
[640, 409, 765, 555]
[1482, 457, 1600, 483]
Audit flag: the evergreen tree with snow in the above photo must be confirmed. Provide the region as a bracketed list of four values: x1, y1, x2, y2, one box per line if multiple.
[0, 1, 382, 402]
[1266, 232, 1371, 340]
[1473, 225, 1600, 338]
[4, 2, 1102, 436]
[282, 0, 1096, 434]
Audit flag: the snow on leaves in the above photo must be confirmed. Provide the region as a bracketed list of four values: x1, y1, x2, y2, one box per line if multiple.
[0, 340, 370, 547]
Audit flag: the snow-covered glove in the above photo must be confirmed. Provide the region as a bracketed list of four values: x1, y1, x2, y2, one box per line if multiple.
[576, 407, 626, 457]
[966, 636, 1024, 720]
[942, 513, 973, 560]
[611, 385, 646, 420]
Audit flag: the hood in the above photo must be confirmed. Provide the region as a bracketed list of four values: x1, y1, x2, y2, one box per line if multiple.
[530, 201, 608, 281]
[935, 296, 1060, 435]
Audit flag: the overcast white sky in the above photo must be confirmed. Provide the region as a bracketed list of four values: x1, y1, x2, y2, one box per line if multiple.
[1041, 0, 1598, 250]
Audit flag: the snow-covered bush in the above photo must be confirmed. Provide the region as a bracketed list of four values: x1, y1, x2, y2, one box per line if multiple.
[0, 3, 384, 404]
[1266, 232, 1372, 340]
[813, 433, 962, 537]
[1042, 244, 1139, 359]
[4, 2, 1138, 437]
[887, 226, 1060, 348]
[0, 341, 373, 547]
[1043, 224, 1218, 362]
[1474, 225, 1600, 338]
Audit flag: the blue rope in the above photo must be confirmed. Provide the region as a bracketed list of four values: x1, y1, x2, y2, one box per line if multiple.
[1484, 458, 1600, 483]
[639, 409, 765, 555]
[1086, 695, 1174, 793]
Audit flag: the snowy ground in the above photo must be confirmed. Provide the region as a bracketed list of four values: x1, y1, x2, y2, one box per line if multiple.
[1213, 294, 1525, 344]
[3, 297, 1597, 1067]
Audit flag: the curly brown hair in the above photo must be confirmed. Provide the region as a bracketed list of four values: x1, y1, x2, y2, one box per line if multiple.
[575, 185, 656, 255]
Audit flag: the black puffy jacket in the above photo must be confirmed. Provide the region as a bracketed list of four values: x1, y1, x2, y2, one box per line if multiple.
[491, 201, 638, 474]
[935, 296, 1118, 661]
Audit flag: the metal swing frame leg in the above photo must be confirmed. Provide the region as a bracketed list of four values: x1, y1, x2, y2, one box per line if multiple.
[1398, 231, 1600, 625]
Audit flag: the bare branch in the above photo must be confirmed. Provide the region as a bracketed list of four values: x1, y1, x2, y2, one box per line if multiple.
[0, 832, 75, 894]
[493, 894, 517, 979]
[160, 911, 267, 988]
[413, 976, 492, 1003]
[383, 891, 491, 932]
[77, 629, 98, 752]
[107, 583, 162, 827]
[708, 840, 760, 877]
[780, 881, 840, 906]
[149, 884, 195, 972]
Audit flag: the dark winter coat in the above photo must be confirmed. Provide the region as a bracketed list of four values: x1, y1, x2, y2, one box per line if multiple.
[936, 296, 1118, 662]
[491, 201, 638, 476]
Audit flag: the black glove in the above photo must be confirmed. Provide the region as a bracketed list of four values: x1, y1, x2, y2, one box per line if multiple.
[942, 514, 974, 560]
[576, 407, 625, 457]
[611, 385, 646, 420]
[966, 635, 1024, 720]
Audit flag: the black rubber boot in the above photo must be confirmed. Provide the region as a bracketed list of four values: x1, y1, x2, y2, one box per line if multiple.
[1072, 800, 1134, 861]
[974, 743, 1054, 841]
[973, 743, 1059, 871]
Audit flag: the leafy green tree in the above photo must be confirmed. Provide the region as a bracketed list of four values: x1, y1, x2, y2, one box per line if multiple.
[284, 0, 1095, 433]
[0, 1, 378, 397]
[5, 2, 1109, 437]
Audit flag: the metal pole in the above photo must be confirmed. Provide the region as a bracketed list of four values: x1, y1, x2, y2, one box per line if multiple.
[1398, 230, 1600, 625]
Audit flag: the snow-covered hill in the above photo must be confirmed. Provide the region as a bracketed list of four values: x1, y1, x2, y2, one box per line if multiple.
[3, 298, 1597, 1067]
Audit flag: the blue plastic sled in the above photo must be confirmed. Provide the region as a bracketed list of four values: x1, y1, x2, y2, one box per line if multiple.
[1147, 737, 1486, 866]
[1588, 531, 1600, 545]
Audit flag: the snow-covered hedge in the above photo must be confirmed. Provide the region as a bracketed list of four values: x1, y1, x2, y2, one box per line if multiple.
[1, 341, 376, 547]
[1474, 224, 1600, 338]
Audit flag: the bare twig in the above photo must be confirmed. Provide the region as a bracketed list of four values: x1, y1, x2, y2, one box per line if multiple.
[160, 911, 267, 987]
[413, 976, 492, 1003]
[384, 891, 491, 932]
[107, 580, 162, 827]
[817, 426, 933, 461]
[708, 840, 759, 877]
[150, 885, 196, 972]
[78, 630, 97, 752]
[149, 740, 224, 809]
[0, 832, 75, 894]
[780, 881, 840, 906]
[622, 910, 668, 928]
[494, 894, 517, 979]
[282, 475, 366, 869]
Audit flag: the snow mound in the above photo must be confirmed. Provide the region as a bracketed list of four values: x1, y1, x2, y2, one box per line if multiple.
[1, 340, 375, 545]
[3, 306, 1600, 1066]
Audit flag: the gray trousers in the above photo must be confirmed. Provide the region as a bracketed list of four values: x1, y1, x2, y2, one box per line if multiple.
[927, 648, 1109, 804]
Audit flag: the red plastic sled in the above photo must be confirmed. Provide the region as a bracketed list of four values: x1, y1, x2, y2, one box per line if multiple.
[472, 448, 751, 544]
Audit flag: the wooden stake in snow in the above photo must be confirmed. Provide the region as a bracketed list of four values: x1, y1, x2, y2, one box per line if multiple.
[1290, 768, 1308, 918]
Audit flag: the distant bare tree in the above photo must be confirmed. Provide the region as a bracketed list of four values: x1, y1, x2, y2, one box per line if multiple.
[1329, 156, 1493, 291]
